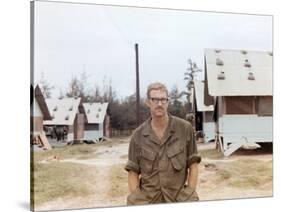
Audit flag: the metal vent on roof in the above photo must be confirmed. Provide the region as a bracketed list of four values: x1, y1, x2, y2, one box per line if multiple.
[268, 52, 273, 56]
[58, 96, 63, 100]
[69, 106, 73, 111]
[244, 59, 251, 68]
[87, 109, 90, 114]
[98, 107, 102, 112]
[216, 58, 224, 66]
[241, 50, 248, 55]
[214, 49, 221, 53]
[65, 115, 69, 120]
[53, 106, 58, 111]
[51, 113, 55, 119]
[96, 113, 99, 118]
[217, 71, 225, 80]
[248, 72, 255, 80]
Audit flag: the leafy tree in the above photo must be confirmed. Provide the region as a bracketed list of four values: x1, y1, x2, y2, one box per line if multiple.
[65, 71, 90, 102]
[184, 59, 202, 105]
[108, 94, 149, 130]
[169, 85, 187, 119]
[66, 77, 81, 97]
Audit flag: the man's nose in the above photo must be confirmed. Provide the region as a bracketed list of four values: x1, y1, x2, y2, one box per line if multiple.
[157, 101, 163, 105]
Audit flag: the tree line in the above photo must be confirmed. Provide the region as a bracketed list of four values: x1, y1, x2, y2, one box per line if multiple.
[38, 59, 200, 130]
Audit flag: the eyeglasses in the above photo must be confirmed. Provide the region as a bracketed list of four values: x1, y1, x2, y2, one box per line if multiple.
[149, 97, 169, 104]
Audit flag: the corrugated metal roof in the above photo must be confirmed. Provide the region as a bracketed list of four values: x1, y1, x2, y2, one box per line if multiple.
[43, 97, 81, 125]
[194, 80, 214, 112]
[205, 48, 272, 96]
[83, 102, 108, 124]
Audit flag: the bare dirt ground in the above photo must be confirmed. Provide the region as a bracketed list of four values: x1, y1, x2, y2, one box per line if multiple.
[36, 139, 129, 211]
[35, 137, 273, 211]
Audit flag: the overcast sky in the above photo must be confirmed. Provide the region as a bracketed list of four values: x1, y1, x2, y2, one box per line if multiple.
[33, 0, 272, 99]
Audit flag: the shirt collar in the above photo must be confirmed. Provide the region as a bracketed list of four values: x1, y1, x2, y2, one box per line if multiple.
[142, 114, 176, 136]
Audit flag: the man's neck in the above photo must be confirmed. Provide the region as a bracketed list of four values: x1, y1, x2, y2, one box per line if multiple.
[151, 114, 169, 130]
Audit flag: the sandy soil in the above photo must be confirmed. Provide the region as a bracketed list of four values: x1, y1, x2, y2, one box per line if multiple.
[36, 138, 273, 211]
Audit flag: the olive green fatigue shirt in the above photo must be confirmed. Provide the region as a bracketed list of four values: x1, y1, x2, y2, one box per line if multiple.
[125, 115, 201, 205]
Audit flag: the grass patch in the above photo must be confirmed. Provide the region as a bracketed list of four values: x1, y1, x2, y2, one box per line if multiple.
[216, 169, 232, 181]
[199, 148, 223, 159]
[107, 165, 127, 198]
[229, 177, 260, 188]
[32, 162, 96, 206]
[214, 159, 272, 189]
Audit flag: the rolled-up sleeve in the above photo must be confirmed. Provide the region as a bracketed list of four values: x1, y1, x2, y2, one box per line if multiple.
[186, 126, 201, 168]
[124, 137, 140, 174]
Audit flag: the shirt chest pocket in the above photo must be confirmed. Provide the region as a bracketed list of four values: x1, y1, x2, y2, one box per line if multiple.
[140, 148, 156, 175]
[167, 143, 185, 171]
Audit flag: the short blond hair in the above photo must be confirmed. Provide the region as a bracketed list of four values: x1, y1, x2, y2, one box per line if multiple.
[146, 82, 168, 99]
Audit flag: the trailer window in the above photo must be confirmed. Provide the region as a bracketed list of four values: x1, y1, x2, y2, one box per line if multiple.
[225, 96, 254, 114]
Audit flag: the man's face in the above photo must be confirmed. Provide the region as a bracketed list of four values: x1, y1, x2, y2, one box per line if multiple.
[146, 89, 169, 118]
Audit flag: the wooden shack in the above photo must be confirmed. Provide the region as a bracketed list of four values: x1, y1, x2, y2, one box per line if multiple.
[43, 97, 84, 142]
[82, 102, 110, 142]
[193, 80, 215, 142]
[204, 48, 273, 156]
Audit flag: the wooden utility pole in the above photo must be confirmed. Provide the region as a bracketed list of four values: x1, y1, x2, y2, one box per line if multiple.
[135, 43, 140, 126]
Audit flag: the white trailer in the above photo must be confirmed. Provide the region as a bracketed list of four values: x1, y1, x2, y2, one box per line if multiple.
[204, 48, 273, 156]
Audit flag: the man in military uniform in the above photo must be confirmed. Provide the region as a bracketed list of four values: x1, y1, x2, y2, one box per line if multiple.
[125, 82, 201, 205]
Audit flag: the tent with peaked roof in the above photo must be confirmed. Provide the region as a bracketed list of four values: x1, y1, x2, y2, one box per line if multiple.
[83, 102, 110, 142]
[31, 84, 52, 135]
[44, 97, 85, 141]
[31, 84, 52, 150]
